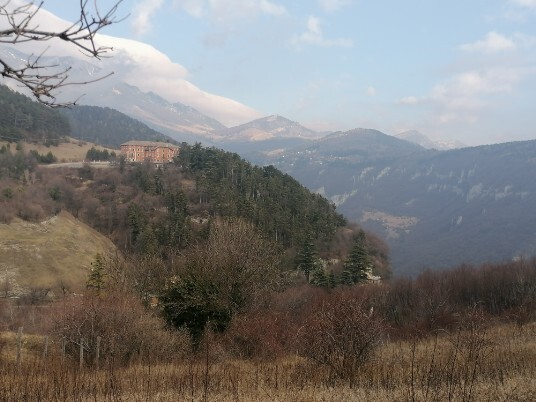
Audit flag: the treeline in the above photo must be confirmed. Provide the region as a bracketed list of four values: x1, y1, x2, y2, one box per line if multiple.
[0, 145, 57, 180]
[85, 146, 116, 161]
[0, 85, 69, 143]
[0, 85, 176, 149]
[178, 143, 347, 247]
[0, 144, 377, 268]
[60, 105, 175, 148]
[181, 257, 536, 359]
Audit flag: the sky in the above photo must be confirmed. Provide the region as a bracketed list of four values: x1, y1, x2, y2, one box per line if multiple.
[20, 1, 536, 145]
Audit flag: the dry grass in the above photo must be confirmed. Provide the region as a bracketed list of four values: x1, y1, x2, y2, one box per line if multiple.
[0, 138, 116, 162]
[0, 210, 117, 294]
[0, 322, 534, 401]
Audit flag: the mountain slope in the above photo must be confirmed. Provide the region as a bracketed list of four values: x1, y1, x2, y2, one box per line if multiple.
[275, 131, 536, 276]
[211, 115, 322, 163]
[60, 105, 176, 148]
[78, 82, 226, 141]
[397, 130, 466, 150]
[212, 115, 320, 142]
[0, 84, 70, 143]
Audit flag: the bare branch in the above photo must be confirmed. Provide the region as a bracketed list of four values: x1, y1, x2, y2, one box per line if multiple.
[0, 0, 124, 106]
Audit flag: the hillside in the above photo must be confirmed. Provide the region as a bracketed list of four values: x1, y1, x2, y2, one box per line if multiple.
[0, 211, 116, 295]
[60, 105, 176, 148]
[0, 142, 388, 279]
[0, 85, 70, 144]
[273, 131, 536, 276]
[0, 138, 116, 163]
[78, 82, 226, 142]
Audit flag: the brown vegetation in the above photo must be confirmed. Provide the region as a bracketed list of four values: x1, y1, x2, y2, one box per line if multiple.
[1, 256, 535, 400]
[0, 321, 534, 401]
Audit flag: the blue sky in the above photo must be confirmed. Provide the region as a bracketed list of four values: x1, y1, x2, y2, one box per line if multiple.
[44, 1, 536, 145]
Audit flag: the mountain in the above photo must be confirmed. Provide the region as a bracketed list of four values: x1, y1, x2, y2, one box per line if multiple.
[273, 130, 536, 276]
[60, 105, 178, 148]
[212, 115, 320, 142]
[210, 115, 321, 163]
[79, 82, 226, 142]
[0, 45, 234, 142]
[271, 128, 425, 167]
[397, 130, 466, 150]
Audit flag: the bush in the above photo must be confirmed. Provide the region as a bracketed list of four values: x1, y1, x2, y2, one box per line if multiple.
[296, 289, 384, 382]
[47, 291, 190, 366]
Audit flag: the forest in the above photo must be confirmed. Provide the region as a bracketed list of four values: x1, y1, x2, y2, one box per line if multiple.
[0, 85, 69, 144]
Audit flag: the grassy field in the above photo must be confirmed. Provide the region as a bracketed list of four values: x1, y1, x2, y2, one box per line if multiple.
[0, 322, 534, 401]
[0, 211, 117, 294]
[0, 138, 116, 162]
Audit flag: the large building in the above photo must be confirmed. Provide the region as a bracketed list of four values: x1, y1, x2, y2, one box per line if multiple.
[120, 141, 180, 164]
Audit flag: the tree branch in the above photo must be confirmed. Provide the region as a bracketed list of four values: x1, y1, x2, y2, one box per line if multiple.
[0, 0, 125, 106]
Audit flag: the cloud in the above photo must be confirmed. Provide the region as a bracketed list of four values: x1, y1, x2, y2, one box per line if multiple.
[318, 0, 352, 13]
[96, 35, 261, 125]
[132, 0, 166, 35]
[291, 16, 353, 48]
[459, 31, 516, 53]
[397, 96, 419, 105]
[366, 86, 377, 96]
[172, 0, 286, 21]
[398, 66, 535, 129]
[510, 0, 536, 7]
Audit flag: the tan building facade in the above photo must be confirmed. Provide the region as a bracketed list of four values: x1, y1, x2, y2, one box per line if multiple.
[120, 141, 180, 164]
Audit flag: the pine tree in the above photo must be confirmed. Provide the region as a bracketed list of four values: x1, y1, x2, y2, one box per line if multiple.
[295, 234, 317, 282]
[340, 270, 354, 286]
[311, 267, 328, 288]
[343, 231, 372, 284]
[328, 270, 337, 289]
[87, 253, 106, 293]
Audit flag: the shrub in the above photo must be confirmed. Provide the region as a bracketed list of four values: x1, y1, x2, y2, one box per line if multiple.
[47, 291, 190, 366]
[296, 289, 384, 382]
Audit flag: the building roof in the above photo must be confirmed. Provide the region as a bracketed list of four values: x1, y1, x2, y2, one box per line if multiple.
[121, 141, 179, 148]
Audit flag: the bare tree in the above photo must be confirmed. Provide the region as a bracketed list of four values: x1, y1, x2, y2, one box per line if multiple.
[0, 0, 124, 106]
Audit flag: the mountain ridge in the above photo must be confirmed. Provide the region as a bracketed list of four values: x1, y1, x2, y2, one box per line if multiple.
[273, 131, 536, 276]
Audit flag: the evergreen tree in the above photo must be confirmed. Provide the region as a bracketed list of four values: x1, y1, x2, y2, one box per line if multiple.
[343, 231, 372, 284]
[311, 267, 328, 288]
[87, 253, 106, 293]
[295, 234, 317, 282]
[340, 270, 354, 286]
[328, 270, 337, 289]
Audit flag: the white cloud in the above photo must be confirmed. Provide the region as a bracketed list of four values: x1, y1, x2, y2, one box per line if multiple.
[318, 0, 352, 13]
[397, 96, 419, 105]
[510, 0, 536, 7]
[95, 35, 261, 125]
[398, 66, 535, 129]
[172, 0, 204, 17]
[291, 16, 353, 48]
[459, 31, 516, 53]
[132, 0, 166, 36]
[173, 0, 286, 21]
[429, 68, 527, 110]
[366, 86, 377, 96]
